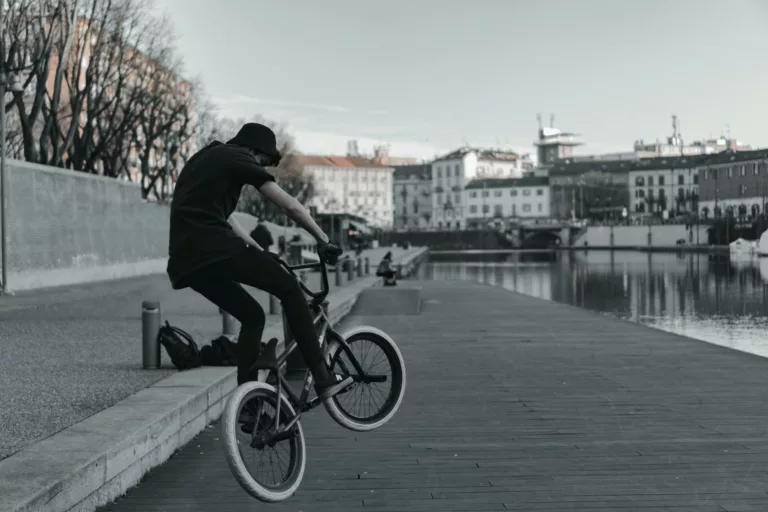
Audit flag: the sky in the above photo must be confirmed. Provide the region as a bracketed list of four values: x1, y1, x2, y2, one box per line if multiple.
[153, 0, 768, 161]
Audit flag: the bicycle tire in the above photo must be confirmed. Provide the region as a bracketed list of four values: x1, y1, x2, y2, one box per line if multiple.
[221, 381, 306, 502]
[323, 326, 406, 432]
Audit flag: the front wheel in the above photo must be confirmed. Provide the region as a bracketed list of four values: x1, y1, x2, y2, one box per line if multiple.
[323, 326, 406, 432]
[221, 382, 306, 502]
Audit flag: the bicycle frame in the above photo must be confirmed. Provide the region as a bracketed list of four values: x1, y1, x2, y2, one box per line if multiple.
[245, 256, 382, 445]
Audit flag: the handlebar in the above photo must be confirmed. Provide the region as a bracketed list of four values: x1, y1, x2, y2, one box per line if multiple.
[275, 255, 350, 306]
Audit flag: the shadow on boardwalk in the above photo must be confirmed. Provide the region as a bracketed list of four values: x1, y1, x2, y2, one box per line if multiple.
[101, 280, 768, 512]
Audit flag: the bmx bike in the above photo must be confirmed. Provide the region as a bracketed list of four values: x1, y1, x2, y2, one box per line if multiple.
[221, 255, 407, 502]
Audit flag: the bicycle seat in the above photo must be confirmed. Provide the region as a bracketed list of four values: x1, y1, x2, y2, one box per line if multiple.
[251, 338, 279, 370]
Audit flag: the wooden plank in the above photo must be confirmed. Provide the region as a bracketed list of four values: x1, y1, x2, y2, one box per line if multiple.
[99, 279, 768, 512]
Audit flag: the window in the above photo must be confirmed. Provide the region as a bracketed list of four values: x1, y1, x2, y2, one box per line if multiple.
[455, 194, 460, 203]
[437, 168, 442, 178]
[454, 165, 460, 176]
[693, 174, 699, 185]
[659, 176, 665, 186]
[678, 174, 684, 185]
[523, 189, 531, 196]
[482, 205, 489, 214]
[469, 191, 477, 198]
[740, 184, 747, 196]
[522, 204, 531, 212]
[537, 203, 543, 212]
[493, 205, 503, 216]
[648, 177, 654, 186]
[482, 191, 489, 197]
[635, 176, 645, 186]
[741, 165, 746, 176]
[469, 205, 477, 214]
[728, 167, 733, 178]
[677, 188, 684, 201]
[494, 190, 502, 197]
[510, 189, 518, 197]
[536, 188, 543, 196]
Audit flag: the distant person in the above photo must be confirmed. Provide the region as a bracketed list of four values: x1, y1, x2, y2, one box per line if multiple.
[376, 251, 397, 286]
[166, 122, 349, 402]
[250, 222, 273, 253]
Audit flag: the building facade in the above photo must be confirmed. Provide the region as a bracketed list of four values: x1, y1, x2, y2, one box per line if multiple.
[430, 147, 524, 229]
[547, 159, 631, 220]
[393, 164, 432, 230]
[464, 176, 550, 228]
[698, 149, 768, 220]
[295, 155, 395, 228]
[627, 156, 702, 218]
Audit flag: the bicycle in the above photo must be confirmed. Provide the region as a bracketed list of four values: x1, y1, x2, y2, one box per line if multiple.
[220, 255, 407, 502]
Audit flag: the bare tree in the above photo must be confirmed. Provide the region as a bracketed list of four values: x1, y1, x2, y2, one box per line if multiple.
[4, 0, 67, 162]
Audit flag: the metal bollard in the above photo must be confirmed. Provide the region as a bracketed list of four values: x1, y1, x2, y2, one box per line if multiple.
[335, 262, 342, 286]
[269, 294, 280, 314]
[141, 301, 161, 369]
[220, 307, 237, 336]
[364, 257, 370, 275]
[347, 258, 355, 281]
[357, 257, 364, 277]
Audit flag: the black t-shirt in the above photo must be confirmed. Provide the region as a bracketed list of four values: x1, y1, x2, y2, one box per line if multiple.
[166, 141, 275, 289]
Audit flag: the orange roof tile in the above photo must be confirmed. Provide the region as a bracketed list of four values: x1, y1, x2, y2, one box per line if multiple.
[294, 155, 393, 169]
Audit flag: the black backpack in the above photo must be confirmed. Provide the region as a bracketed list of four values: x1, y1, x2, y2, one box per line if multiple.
[157, 321, 202, 370]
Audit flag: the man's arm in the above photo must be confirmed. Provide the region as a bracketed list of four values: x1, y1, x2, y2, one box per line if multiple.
[258, 182, 329, 244]
[228, 216, 264, 250]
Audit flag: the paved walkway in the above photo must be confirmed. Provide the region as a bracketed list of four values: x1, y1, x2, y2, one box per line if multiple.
[0, 246, 410, 462]
[98, 279, 768, 512]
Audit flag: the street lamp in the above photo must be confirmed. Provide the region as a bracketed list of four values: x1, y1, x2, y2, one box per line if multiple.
[0, 61, 24, 293]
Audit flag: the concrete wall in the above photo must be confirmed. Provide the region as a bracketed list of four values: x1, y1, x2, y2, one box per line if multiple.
[2, 160, 172, 291]
[577, 224, 709, 248]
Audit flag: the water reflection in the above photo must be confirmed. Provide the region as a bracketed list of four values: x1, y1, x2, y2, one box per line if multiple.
[419, 251, 768, 358]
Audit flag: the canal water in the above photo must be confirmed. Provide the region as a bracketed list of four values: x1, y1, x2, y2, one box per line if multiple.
[417, 250, 768, 358]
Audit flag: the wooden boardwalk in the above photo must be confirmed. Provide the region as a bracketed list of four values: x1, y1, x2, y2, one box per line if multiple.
[100, 280, 768, 512]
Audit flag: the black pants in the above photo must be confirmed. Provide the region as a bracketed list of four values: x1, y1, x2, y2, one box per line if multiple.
[186, 246, 328, 384]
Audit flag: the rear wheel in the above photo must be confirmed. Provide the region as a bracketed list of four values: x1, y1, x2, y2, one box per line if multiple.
[323, 327, 406, 432]
[221, 382, 306, 502]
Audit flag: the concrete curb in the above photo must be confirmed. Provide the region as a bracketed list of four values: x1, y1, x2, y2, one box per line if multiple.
[0, 247, 427, 512]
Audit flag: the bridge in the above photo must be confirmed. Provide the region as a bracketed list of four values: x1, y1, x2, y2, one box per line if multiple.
[483, 218, 588, 248]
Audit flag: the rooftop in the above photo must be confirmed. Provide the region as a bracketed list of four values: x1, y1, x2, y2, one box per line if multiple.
[294, 155, 393, 169]
[393, 164, 431, 181]
[550, 148, 768, 175]
[433, 147, 520, 163]
[465, 176, 549, 190]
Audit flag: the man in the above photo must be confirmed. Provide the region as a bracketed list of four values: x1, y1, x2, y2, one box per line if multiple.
[167, 122, 352, 401]
[250, 222, 273, 253]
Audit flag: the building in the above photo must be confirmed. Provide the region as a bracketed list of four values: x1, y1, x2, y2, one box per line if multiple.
[547, 159, 631, 220]
[627, 155, 704, 218]
[534, 125, 583, 168]
[464, 176, 550, 228]
[698, 149, 768, 220]
[572, 116, 751, 163]
[295, 155, 395, 228]
[633, 137, 751, 157]
[393, 164, 432, 230]
[430, 147, 526, 229]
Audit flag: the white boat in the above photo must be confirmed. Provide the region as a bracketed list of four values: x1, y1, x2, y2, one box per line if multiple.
[758, 231, 768, 256]
[730, 238, 757, 254]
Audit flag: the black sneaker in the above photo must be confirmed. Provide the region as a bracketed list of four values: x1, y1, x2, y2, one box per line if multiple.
[314, 373, 355, 401]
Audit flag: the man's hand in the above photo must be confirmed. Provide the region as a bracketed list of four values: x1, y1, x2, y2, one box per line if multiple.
[317, 241, 343, 265]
